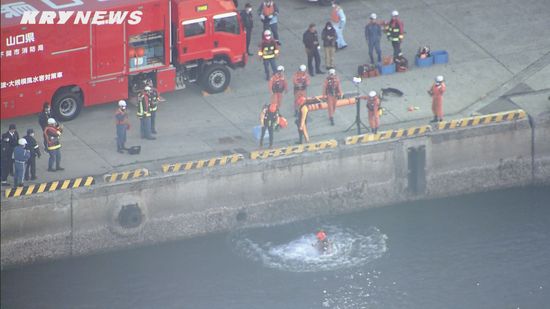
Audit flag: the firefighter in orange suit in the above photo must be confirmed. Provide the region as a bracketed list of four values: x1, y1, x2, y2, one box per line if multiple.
[322, 68, 342, 126]
[292, 64, 310, 113]
[296, 96, 310, 144]
[268, 65, 288, 108]
[429, 75, 446, 122]
[115, 100, 130, 153]
[366, 91, 380, 134]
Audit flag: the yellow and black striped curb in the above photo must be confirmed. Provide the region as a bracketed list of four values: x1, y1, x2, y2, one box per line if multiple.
[250, 140, 338, 160]
[103, 168, 149, 183]
[162, 154, 244, 173]
[346, 126, 431, 145]
[437, 109, 526, 130]
[4, 176, 95, 198]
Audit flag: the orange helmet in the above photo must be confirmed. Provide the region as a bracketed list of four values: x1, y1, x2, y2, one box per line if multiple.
[268, 103, 277, 113]
[316, 230, 327, 241]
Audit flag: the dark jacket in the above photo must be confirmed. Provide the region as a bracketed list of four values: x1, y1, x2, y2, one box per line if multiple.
[321, 26, 337, 47]
[24, 135, 41, 158]
[1, 135, 10, 162]
[1, 131, 19, 160]
[302, 29, 320, 51]
[38, 111, 51, 131]
[240, 10, 253, 30]
[365, 22, 382, 43]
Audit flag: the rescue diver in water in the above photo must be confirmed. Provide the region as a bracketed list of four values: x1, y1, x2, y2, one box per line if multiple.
[315, 229, 331, 253]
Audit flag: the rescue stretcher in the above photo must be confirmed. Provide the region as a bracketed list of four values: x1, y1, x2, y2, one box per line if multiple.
[304, 92, 358, 111]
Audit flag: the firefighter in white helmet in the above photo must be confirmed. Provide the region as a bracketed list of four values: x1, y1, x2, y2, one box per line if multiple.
[258, 29, 280, 80]
[429, 75, 446, 122]
[268, 65, 288, 108]
[386, 10, 404, 58]
[292, 64, 311, 113]
[44, 118, 64, 172]
[323, 68, 342, 126]
[116, 100, 130, 153]
[366, 91, 381, 133]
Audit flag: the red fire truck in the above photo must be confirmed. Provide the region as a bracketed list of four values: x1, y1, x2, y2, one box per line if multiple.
[0, 0, 247, 121]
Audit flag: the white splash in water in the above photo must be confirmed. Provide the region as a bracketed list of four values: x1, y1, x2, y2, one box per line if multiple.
[232, 226, 388, 272]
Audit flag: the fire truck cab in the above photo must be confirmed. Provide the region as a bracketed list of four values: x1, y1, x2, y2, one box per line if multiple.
[0, 0, 246, 121]
[171, 0, 246, 93]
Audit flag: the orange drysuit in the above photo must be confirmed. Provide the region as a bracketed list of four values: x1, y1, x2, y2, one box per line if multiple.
[366, 95, 380, 131]
[431, 82, 446, 120]
[268, 73, 288, 107]
[323, 75, 342, 120]
[292, 71, 310, 111]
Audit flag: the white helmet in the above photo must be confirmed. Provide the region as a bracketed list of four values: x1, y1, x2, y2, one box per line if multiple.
[328, 68, 336, 75]
[263, 29, 272, 37]
[435, 75, 444, 83]
[47, 118, 56, 125]
[392, 10, 399, 17]
[370, 13, 377, 19]
[144, 86, 152, 91]
[277, 65, 284, 72]
[299, 64, 307, 72]
[369, 91, 377, 97]
[118, 100, 127, 107]
[18, 138, 27, 146]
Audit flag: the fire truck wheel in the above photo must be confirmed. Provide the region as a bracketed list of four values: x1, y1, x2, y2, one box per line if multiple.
[52, 89, 82, 121]
[201, 64, 231, 94]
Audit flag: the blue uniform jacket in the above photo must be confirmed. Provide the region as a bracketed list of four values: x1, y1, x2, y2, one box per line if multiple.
[13, 145, 31, 163]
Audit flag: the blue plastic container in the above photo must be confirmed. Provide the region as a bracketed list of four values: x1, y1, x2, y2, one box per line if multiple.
[415, 55, 434, 67]
[253, 125, 268, 140]
[432, 50, 449, 64]
[377, 63, 396, 75]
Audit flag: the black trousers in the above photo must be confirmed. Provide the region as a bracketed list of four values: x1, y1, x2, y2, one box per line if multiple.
[25, 156, 36, 179]
[260, 125, 274, 147]
[245, 28, 252, 53]
[151, 111, 157, 133]
[391, 41, 401, 58]
[1, 157, 13, 181]
[307, 49, 321, 76]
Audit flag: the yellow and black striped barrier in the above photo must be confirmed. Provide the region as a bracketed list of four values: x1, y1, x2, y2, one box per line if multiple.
[346, 125, 431, 145]
[4, 176, 95, 198]
[162, 154, 244, 173]
[103, 168, 149, 183]
[250, 139, 338, 160]
[437, 109, 526, 130]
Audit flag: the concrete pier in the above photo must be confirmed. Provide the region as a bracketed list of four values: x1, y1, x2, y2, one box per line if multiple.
[2, 110, 548, 268]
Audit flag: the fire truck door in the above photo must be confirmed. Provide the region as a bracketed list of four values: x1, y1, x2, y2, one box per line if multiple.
[92, 24, 125, 78]
[180, 17, 212, 62]
[212, 12, 242, 50]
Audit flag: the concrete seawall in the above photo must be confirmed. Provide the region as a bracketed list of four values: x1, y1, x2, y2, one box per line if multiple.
[2, 111, 549, 268]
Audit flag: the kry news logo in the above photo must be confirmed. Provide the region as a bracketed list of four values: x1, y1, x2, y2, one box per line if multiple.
[1, 0, 143, 25]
